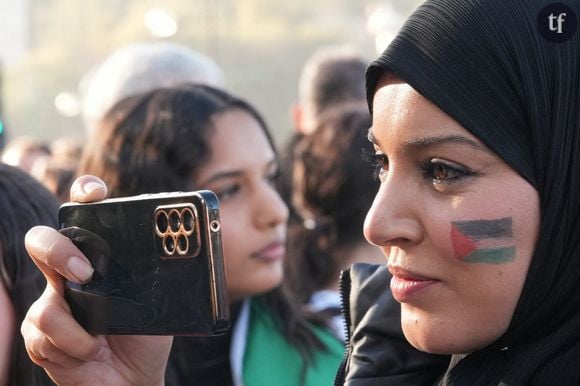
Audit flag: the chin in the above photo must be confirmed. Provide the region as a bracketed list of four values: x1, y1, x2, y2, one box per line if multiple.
[402, 321, 498, 355]
[263, 263, 284, 288]
[259, 272, 284, 294]
[243, 272, 284, 298]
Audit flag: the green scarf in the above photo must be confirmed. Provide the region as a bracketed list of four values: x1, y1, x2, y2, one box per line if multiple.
[243, 299, 344, 386]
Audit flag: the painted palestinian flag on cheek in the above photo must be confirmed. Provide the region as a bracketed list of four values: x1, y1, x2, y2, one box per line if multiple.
[451, 217, 515, 264]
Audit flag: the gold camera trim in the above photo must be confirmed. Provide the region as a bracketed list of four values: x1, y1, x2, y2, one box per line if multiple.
[154, 203, 201, 259]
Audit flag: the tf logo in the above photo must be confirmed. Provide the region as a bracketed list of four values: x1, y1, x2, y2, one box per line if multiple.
[538, 2, 577, 43]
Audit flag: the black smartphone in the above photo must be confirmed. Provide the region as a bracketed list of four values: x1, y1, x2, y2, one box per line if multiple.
[58, 191, 229, 336]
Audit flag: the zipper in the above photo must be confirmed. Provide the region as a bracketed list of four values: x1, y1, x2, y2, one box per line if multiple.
[333, 268, 352, 386]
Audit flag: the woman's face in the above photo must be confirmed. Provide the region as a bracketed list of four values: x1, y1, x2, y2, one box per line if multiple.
[364, 75, 540, 354]
[195, 108, 288, 302]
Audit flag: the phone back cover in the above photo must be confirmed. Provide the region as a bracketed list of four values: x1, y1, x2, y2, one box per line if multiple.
[59, 192, 228, 335]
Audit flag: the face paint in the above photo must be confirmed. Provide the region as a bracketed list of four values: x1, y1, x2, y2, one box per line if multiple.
[451, 217, 515, 263]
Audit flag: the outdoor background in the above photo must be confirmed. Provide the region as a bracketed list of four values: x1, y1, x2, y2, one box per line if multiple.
[0, 0, 422, 144]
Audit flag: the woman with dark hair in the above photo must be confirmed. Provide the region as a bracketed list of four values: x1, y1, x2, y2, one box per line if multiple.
[284, 104, 383, 339]
[22, 84, 342, 386]
[0, 164, 58, 386]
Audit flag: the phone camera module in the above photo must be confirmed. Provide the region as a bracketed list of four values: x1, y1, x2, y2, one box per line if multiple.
[154, 203, 201, 259]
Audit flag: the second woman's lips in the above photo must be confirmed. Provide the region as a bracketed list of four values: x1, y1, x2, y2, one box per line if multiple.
[252, 241, 285, 262]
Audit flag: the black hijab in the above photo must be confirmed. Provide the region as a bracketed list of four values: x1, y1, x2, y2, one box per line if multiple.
[366, 0, 580, 384]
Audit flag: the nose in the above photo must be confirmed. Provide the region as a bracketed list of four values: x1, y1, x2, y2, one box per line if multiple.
[254, 182, 289, 229]
[363, 176, 423, 248]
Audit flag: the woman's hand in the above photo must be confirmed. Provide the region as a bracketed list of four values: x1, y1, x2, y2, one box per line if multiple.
[21, 176, 172, 386]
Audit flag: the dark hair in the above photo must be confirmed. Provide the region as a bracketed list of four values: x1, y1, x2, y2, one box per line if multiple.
[79, 83, 327, 365]
[285, 104, 378, 302]
[279, 49, 368, 222]
[299, 48, 367, 118]
[80, 84, 273, 196]
[0, 164, 59, 385]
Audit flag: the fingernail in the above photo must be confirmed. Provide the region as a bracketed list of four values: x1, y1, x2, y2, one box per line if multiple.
[82, 181, 104, 195]
[95, 346, 111, 362]
[67, 256, 94, 282]
[25, 225, 56, 254]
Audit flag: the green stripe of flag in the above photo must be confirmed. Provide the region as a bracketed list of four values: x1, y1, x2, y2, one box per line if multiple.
[463, 246, 515, 264]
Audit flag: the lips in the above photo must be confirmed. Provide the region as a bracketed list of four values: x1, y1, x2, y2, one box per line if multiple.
[252, 241, 285, 262]
[388, 266, 439, 302]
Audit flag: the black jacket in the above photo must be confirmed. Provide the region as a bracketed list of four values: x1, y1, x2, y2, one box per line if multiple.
[335, 263, 450, 386]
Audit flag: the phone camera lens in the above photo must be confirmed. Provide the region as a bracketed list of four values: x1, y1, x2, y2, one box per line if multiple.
[181, 208, 195, 235]
[169, 209, 181, 233]
[210, 220, 220, 232]
[155, 211, 169, 235]
[176, 234, 189, 255]
[163, 235, 176, 255]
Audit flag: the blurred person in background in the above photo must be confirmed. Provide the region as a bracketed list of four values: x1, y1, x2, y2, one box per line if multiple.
[80, 42, 225, 133]
[1, 137, 51, 175]
[0, 164, 59, 386]
[279, 46, 368, 220]
[49, 137, 83, 166]
[285, 104, 383, 340]
[31, 137, 84, 203]
[291, 45, 368, 136]
[279, 48, 371, 329]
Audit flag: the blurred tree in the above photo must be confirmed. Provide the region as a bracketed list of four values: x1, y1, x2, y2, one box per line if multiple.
[3, 0, 419, 143]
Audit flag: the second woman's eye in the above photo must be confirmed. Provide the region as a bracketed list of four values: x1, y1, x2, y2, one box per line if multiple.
[214, 184, 241, 201]
[266, 168, 280, 186]
[422, 158, 475, 185]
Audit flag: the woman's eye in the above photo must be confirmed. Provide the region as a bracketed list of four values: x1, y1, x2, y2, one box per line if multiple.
[422, 158, 474, 185]
[215, 184, 240, 201]
[266, 169, 280, 186]
[363, 149, 389, 182]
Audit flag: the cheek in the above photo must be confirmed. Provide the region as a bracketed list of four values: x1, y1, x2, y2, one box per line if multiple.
[216, 211, 244, 283]
[220, 221, 243, 276]
[220, 226, 251, 301]
[450, 217, 516, 264]
[217, 210, 284, 300]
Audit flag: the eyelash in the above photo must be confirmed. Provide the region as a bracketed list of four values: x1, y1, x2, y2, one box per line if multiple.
[362, 149, 476, 185]
[362, 148, 388, 181]
[267, 169, 280, 185]
[420, 158, 476, 185]
[214, 169, 280, 201]
[215, 184, 240, 201]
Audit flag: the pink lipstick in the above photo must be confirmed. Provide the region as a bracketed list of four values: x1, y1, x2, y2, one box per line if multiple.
[252, 242, 285, 262]
[388, 267, 438, 301]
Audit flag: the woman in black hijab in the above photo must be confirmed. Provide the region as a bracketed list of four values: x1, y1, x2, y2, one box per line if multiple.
[340, 0, 580, 384]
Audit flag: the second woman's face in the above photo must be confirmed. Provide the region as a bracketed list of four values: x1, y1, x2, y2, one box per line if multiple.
[194, 109, 288, 302]
[365, 76, 540, 354]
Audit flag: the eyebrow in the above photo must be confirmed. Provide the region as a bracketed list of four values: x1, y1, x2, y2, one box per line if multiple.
[405, 135, 484, 151]
[368, 128, 485, 152]
[202, 171, 241, 186]
[199, 159, 278, 186]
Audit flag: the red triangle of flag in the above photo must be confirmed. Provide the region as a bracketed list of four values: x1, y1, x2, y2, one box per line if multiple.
[451, 224, 476, 260]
